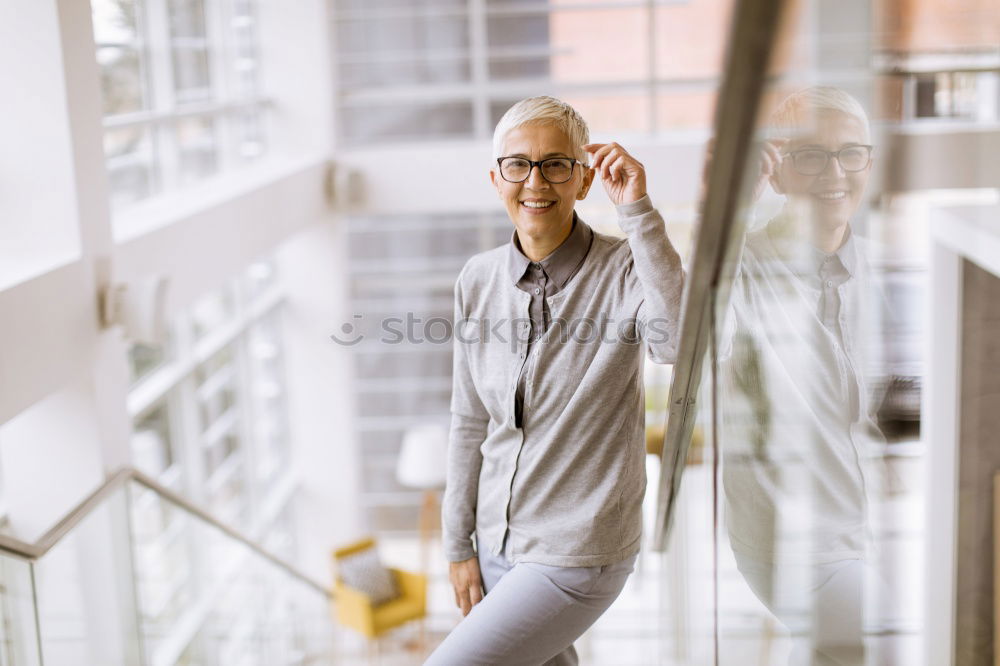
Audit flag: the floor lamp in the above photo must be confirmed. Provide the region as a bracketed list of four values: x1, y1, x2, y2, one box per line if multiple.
[396, 423, 448, 654]
[396, 422, 448, 575]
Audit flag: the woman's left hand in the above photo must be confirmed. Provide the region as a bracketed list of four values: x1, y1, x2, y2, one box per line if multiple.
[583, 142, 647, 206]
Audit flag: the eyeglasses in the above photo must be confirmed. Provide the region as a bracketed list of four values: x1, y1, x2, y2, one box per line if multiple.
[782, 145, 873, 176]
[496, 156, 587, 184]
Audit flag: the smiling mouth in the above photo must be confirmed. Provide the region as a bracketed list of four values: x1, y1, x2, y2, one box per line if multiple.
[814, 191, 847, 201]
[521, 200, 555, 209]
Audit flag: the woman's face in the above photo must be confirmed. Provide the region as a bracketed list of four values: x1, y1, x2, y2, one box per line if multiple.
[491, 122, 594, 246]
[770, 110, 872, 233]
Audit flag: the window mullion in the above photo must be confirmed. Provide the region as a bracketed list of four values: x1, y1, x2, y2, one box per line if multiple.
[468, 0, 490, 140]
[206, 0, 234, 173]
[231, 282, 260, 533]
[146, 0, 180, 195]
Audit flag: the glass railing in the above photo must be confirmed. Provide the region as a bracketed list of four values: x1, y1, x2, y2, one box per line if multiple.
[0, 470, 334, 666]
[0, 551, 42, 666]
[651, 0, 992, 661]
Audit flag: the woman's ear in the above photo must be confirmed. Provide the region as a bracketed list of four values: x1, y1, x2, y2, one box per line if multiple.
[490, 168, 502, 195]
[577, 167, 595, 200]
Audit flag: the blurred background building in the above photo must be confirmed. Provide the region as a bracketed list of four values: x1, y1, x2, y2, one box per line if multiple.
[0, 0, 997, 663]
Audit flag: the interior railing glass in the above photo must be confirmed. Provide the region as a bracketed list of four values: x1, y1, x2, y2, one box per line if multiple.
[0, 469, 335, 666]
[652, 0, 965, 661]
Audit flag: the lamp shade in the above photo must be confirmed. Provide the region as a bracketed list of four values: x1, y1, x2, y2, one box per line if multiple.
[396, 423, 448, 489]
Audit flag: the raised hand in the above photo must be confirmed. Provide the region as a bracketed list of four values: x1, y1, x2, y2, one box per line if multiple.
[700, 137, 787, 204]
[583, 142, 647, 206]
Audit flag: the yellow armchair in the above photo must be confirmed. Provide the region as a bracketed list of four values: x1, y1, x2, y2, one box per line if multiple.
[332, 538, 428, 640]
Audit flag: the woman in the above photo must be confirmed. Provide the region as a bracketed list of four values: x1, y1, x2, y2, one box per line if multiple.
[720, 87, 889, 665]
[425, 96, 684, 665]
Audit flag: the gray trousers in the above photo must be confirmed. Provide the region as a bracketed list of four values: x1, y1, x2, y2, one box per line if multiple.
[424, 533, 637, 666]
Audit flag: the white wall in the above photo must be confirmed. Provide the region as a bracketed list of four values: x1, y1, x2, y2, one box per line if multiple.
[276, 219, 362, 584]
[0, 0, 342, 572]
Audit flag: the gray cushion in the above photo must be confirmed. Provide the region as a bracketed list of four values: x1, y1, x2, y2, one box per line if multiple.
[338, 548, 400, 605]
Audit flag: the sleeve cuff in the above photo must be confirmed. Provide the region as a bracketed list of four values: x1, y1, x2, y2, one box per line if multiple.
[615, 194, 654, 218]
[443, 539, 477, 562]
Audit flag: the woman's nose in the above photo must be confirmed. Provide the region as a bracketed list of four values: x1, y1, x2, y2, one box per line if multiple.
[822, 154, 847, 179]
[525, 165, 550, 189]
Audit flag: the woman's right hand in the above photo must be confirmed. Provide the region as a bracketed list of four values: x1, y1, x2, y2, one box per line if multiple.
[700, 137, 787, 204]
[449, 557, 484, 617]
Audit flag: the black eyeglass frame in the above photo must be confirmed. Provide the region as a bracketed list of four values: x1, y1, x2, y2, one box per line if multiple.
[496, 156, 590, 184]
[781, 145, 874, 176]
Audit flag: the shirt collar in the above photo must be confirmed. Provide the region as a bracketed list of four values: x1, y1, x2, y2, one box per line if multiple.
[506, 212, 593, 288]
[766, 213, 856, 279]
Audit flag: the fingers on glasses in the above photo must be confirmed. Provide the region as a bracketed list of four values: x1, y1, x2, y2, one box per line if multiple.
[585, 142, 634, 182]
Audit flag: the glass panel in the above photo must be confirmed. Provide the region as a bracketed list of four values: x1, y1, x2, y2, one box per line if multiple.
[132, 399, 180, 481]
[559, 93, 652, 133]
[130, 484, 196, 657]
[194, 344, 249, 529]
[27, 480, 330, 666]
[168, 0, 208, 40]
[243, 257, 278, 302]
[104, 126, 157, 208]
[653, 1, 732, 80]
[0, 553, 42, 666]
[97, 46, 146, 116]
[194, 346, 238, 427]
[339, 0, 465, 8]
[654, 352, 717, 663]
[340, 57, 471, 89]
[246, 309, 291, 490]
[486, 14, 550, 49]
[34, 488, 143, 666]
[167, 0, 212, 104]
[191, 284, 237, 343]
[128, 326, 175, 387]
[487, 55, 550, 81]
[171, 47, 212, 101]
[231, 3, 260, 100]
[91, 0, 139, 44]
[709, 2, 930, 662]
[549, 8, 650, 82]
[349, 227, 486, 261]
[655, 89, 718, 131]
[92, 0, 147, 117]
[175, 115, 219, 184]
[128, 482, 332, 664]
[336, 15, 469, 58]
[232, 109, 266, 162]
[340, 101, 475, 144]
[354, 348, 453, 381]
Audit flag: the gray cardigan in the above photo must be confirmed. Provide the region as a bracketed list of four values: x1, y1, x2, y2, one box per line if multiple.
[442, 196, 685, 566]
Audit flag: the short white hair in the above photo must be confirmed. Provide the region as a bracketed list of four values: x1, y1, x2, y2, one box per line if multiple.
[768, 86, 871, 143]
[492, 96, 590, 162]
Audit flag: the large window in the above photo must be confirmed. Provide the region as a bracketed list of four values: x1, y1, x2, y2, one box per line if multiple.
[125, 257, 296, 660]
[127, 257, 290, 526]
[346, 212, 511, 531]
[332, 0, 724, 144]
[91, 0, 268, 211]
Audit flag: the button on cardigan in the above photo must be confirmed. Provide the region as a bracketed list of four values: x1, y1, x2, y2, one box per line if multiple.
[442, 196, 685, 567]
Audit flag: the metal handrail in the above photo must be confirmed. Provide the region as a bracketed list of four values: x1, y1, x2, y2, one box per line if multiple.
[652, 0, 789, 550]
[0, 467, 331, 598]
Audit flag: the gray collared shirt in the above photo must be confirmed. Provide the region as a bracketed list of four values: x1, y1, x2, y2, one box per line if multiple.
[720, 216, 886, 565]
[802, 226, 855, 345]
[443, 196, 685, 566]
[507, 214, 593, 428]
